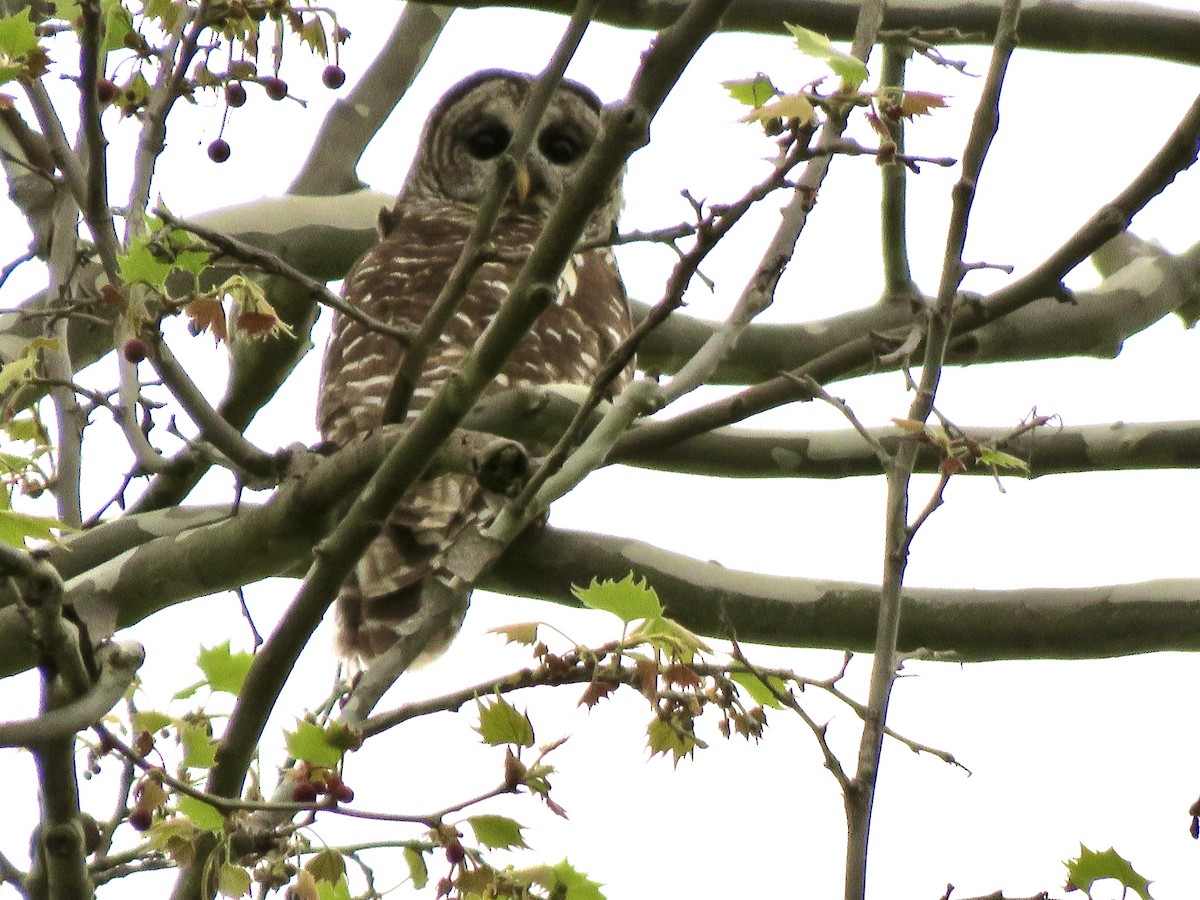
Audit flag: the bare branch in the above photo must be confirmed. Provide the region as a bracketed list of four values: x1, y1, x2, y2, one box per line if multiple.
[0, 643, 143, 748]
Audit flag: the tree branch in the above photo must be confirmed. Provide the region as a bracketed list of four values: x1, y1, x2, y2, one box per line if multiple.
[0, 642, 143, 748]
[410, 0, 1200, 67]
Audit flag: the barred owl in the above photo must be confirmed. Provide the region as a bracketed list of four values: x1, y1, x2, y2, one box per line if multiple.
[318, 70, 633, 662]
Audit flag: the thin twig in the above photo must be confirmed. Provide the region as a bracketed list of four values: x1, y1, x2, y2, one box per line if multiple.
[154, 208, 411, 344]
[76, 0, 122, 276]
[148, 337, 278, 482]
[506, 135, 815, 523]
[878, 44, 918, 300]
[844, 3, 1022, 899]
[126, 3, 204, 231]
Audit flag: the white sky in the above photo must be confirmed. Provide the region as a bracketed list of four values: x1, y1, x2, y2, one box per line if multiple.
[2, 2, 1200, 898]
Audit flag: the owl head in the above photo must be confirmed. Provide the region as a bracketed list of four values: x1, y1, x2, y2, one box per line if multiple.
[396, 69, 621, 237]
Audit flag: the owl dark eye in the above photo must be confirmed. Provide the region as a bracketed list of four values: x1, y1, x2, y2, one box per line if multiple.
[465, 124, 510, 160]
[538, 128, 582, 165]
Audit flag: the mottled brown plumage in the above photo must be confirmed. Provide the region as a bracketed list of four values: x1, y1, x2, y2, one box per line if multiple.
[318, 70, 632, 662]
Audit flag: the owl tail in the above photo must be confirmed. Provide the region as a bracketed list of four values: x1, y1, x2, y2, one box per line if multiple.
[333, 531, 468, 666]
[333, 575, 469, 670]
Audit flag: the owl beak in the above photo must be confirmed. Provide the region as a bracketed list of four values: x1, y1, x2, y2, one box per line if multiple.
[513, 162, 533, 206]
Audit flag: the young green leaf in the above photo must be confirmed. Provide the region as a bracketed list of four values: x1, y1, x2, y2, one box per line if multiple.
[49, 0, 83, 22]
[315, 875, 352, 900]
[739, 92, 816, 128]
[147, 816, 200, 863]
[722, 74, 776, 108]
[172, 680, 204, 702]
[177, 794, 225, 833]
[0, 10, 40, 60]
[403, 847, 428, 889]
[1, 415, 49, 444]
[217, 862, 251, 899]
[118, 236, 175, 287]
[132, 710, 173, 734]
[286, 720, 345, 768]
[731, 671, 789, 709]
[784, 23, 868, 90]
[0, 337, 60, 397]
[195, 641, 253, 695]
[466, 814, 529, 850]
[298, 17, 328, 56]
[629, 615, 711, 662]
[180, 720, 218, 769]
[488, 622, 541, 646]
[475, 695, 535, 747]
[978, 447, 1029, 472]
[572, 573, 662, 623]
[646, 715, 697, 766]
[1064, 845, 1154, 900]
[0, 509, 71, 547]
[550, 859, 607, 900]
[101, 1, 136, 52]
[172, 248, 212, 278]
[304, 848, 346, 884]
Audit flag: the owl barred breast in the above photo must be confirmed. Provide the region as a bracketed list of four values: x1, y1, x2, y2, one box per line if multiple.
[318, 70, 633, 662]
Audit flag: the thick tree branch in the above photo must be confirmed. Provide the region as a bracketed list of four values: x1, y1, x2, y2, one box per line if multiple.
[411, 0, 1200, 67]
[0, 642, 142, 748]
[488, 526, 1200, 661]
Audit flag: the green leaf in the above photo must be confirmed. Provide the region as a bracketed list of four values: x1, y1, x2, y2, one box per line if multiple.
[475, 695, 535, 747]
[132, 710, 173, 734]
[1065, 845, 1154, 900]
[143, 0, 184, 33]
[572, 573, 662, 623]
[101, 0, 136, 52]
[0, 337, 59, 398]
[0, 11, 40, 59]
[172, 249, 212, 278]
[784, 22, 868, 90]
[316, 877, 352, 900]
[488, 622, 541, 646]
[731, 671, 788, 710]
[629, 615, 711, 662]
[646, 715, 697, 765]
[195, 641, 253, 695]
[722, 75, 776, 108]
[403, 847, 428, 889]
[147, 816, 200, 863]
[304, 848, 346, 883]
[177, 794, 225, 833]
[179, 720, 218, 769]
[298, 16, 327, 56]
[49, 1, 83, 25]
[286, 720, 344, 768]
[550, 859, 606, 900]
[118, 236, 174, 287]
[0, 452, 38, 475]
[172, 680, 204, 702]
[1, 415, 49, 444]
[739, 92, 816, 127]
[217, 862, 251, 898]
[466, 814, 529, 850]
[978, 447, 1029, 472]
[0, 509, 71, 547]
